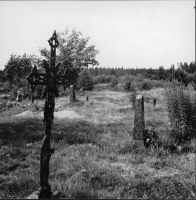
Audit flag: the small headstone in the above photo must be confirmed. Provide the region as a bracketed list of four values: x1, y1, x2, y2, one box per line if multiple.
[133, 95, 145, 152]
[70, 85, 76, 103]
[153, 98, 156, 107]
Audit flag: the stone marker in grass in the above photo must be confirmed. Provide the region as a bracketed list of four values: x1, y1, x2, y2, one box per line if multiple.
[154, 98, 156, 107]
[132, 95, 145, 153]
[70, 85, 76, 103]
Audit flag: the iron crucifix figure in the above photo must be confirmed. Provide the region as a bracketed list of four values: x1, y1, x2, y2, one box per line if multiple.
[26, 30, 67, 198]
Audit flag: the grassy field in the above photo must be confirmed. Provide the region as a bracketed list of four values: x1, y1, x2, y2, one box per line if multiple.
[0, 88, 195, 199]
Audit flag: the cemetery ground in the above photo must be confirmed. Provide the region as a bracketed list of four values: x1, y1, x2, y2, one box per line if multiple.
[0, 88, 195, 199]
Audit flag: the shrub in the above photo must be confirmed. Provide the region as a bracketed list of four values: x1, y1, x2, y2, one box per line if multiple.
[12, 85, 19, 98]
[152, 80, 165, 88]
[138, 79, 153, 91]
[34, 85, 45, 99]
[92, 75, 112, 85]
[110, 75, 118, 88]
[120, 75, 135, 92]
[127, 87, 138, 107]
[77, 69, 94, 91]
[165, 80, 196, 144]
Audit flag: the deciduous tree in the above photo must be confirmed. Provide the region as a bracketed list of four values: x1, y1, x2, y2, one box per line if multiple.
[39, 28, 99, 87]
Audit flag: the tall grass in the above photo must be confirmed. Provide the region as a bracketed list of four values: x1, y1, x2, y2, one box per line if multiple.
[1, 89, 195, 199]
[165, 80, 196, 144]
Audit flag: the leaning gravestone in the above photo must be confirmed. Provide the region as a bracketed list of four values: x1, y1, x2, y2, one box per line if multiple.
[70, 85, 76, 103]
[132, 95, 145, 153]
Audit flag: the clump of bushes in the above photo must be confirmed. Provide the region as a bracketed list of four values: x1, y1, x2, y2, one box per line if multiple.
[138, 79, 153, 91]
[120, 75, 135, 92]
[77, 68, 94, 91]
[153, 80, 165, 88]
[165, 80, 196, 145]
[110, 75, 118, 88]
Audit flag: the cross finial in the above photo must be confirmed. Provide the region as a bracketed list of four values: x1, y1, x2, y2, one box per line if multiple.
[48, 30, 59, 48]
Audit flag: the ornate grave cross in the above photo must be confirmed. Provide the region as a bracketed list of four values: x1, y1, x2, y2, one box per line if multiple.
[26, 30, 67, 198]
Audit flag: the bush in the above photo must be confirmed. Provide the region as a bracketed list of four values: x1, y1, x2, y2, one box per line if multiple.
[12, 85, 19, 98]
[77, 69, 94, 91]
[120, 75, 135, 92]
[92, 75, 112, 85]
[110, 75, 118, 88]
[153, 80, 165, 88]
[127, 87, 138, 107]
[138, 79, 153, 91]
[34, 85, 45, 99]
[165, 80, 196, 144]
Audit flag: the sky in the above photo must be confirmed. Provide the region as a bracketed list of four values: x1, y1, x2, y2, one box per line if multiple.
[0, 1, 195, 70]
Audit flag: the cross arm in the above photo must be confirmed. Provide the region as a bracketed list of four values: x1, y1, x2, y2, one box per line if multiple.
[26, 65, 48, 93]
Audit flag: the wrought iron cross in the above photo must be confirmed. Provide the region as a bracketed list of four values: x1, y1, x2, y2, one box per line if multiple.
[26, 30, 66, 198]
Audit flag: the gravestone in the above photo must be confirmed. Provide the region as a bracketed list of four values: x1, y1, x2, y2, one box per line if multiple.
[70, 85, 76, 103]
[132, 95, 145, 152]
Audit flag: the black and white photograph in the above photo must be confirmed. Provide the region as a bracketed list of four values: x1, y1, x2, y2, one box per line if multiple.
[0, 1, 195, 199]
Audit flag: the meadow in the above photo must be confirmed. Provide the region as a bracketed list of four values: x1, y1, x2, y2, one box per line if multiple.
[0, 87, 195, 199]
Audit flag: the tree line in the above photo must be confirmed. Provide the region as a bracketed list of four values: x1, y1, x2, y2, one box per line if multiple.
[88, 62, 195, 80]
[0, 27, 195, 93]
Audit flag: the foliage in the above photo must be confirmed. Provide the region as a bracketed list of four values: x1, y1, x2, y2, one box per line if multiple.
[158, 66, 166, 80]
[34, 85, 45, 99]
[165, 80, 196, 144]
[190, 71, 196, 90]
[169, 67, 192, 87]
[88, 62, 195, 84]
[152, 80, 165, 88]
[127, 87, 138, 107]
[110, 75, 118, 87]
[3, 54, 35, 87]
[178, 61, 196, 74]
[77, 68, 94, 91]
[12, 85, 19, 98]
[92, 75, 112, 85]
[138, 79, 154, 91]
[0, 70, 5, 82]
[120, 75, 135, 92]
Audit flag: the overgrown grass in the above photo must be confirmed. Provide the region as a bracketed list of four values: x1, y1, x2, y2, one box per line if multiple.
[165, 81, 196, 144]
[0, 88, 195, 199]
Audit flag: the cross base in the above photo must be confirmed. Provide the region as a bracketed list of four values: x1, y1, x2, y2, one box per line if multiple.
[26, 189, 61, 199]
[38, 186, 52, 198]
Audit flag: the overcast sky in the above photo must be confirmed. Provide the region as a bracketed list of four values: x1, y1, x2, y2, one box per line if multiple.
[0, 1, 195, 70]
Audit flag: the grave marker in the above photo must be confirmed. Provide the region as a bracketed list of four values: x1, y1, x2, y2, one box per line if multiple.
[26, 30, 68, 198]
[133, 95, 145, 152]
[70, 85, 76, 103]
